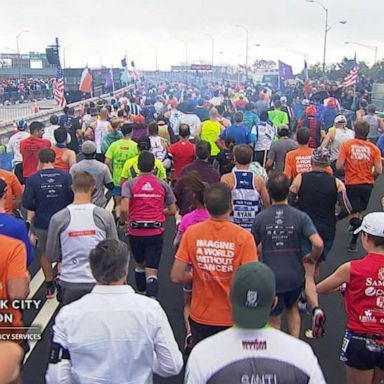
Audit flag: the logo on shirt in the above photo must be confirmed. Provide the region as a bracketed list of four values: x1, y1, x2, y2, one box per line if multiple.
[141, 182, 154, 192]
[68, 230, 97, 237]
[378, 268, 384, 281]
[245, 290, 258, 307]
[242, 338, 267, 350]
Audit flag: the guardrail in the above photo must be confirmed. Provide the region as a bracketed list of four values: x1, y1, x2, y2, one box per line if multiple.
[0, 86, 132, 139]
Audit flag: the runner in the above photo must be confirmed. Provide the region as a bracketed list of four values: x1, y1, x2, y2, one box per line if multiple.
[6, 119, 29, 184]
[363, 104, 384, 144]
[46, 239, 183, 383]
[94, 107, 112, 162]
[101, 117, 123, 154]
[197, 108, 223, 160]
[186, 262, 326, 384]
[289, 147, 352, 264]
[19, 121, 51, 180]
[105, 124, 138, 220]
[336, 120, 382, 252]
[22, 148, 73, 298]
[252, 173, 325, 338]
[0, 179, 33, 266]
[217, 111, 251, 148]
[168, 124, 195, 182]
[317, 213, 384, 384]
[221, 144, 270, 231]
[321, 115, 354, 178]
[52, 128, 76, 173]
[297, 105, 322, 148]
[120, 151, 177, 298]
[265, 124, 298, 174]
[148, 121, 169, 167]
[171, 182, 258, 348]
[0, 166, 22, 215]
[267, 100, 289, 129]
[119, 136, 166, 184]
[46, 171, 117, 304]
[173, 171, 209, 354]
[70, 141, 114, 208]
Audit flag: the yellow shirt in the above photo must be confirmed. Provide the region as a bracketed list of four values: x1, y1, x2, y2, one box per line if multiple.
[120, 155, 166, 181]
[201, 120, 221, 156]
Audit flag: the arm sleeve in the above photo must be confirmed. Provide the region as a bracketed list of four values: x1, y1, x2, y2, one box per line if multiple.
[22, 180, 36, 211]
[152, 303, 183, 377]
[95, 209, 118, 239]
[46, 211, 69, 262]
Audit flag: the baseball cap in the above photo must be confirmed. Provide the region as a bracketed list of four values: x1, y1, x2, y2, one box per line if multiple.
[81, 141, 96, 155]
[277, 124, 289, 133]
[306, 105, 317, 116]
[280, 96, 287, 103]
[16, 119, 28, 131]
[230, 262, 276, 329]
[302, 99, 310, 106]
[312, 147, 331, 165]
[354, 212, 384, 237]
[0, 179, 8, 197]
[334, 115, 347, 124]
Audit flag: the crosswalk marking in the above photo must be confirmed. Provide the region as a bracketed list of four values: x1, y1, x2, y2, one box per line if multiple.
[27, 263, 57, 299]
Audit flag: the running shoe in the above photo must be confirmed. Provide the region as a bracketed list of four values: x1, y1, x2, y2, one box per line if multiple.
[298, 291, 309, 315]
[184, 332, 193, 356]
[46, 282, 56, 299]
[347, 242, 358, 253]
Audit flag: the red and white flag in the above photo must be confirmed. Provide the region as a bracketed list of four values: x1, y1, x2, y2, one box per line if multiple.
[79, 68, 93, 93]
[343, 64, 359, 88]
[53, 61, 66, 107]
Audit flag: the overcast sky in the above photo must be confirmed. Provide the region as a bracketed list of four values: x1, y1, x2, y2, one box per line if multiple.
[1, 0, 382, 72]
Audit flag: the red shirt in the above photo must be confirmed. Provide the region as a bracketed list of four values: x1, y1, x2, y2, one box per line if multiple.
[168, 140, 195, 180]
[20, 136, 51, 177]
[345, 253, 384, 335]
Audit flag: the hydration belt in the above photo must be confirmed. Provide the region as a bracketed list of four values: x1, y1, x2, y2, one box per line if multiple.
[130, 221, 164, 229]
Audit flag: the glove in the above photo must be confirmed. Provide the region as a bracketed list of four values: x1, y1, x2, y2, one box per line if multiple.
[312, 307, 326, 338]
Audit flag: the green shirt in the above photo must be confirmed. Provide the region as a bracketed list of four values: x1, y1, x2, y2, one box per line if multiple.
[105, 139, 138, 186]
[268, 110, 289, 128]
[120, 155, 166, 181]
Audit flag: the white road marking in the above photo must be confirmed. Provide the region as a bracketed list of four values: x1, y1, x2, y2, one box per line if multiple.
[27, 263, 57, 299]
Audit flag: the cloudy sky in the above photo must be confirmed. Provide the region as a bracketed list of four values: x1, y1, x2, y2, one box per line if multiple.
[1, 0, 382, 72]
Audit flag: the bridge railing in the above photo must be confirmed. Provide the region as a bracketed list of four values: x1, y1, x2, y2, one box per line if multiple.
[0, 86, 132, 139]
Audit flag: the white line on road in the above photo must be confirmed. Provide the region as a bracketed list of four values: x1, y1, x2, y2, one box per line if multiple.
[28, 263, 56, 299]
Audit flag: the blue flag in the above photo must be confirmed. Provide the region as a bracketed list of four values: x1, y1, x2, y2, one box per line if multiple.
[278, 60, 294, 81]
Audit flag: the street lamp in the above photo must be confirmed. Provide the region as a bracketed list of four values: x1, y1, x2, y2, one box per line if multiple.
[345, 41, 378, 65]
[149, 44, 158, 71]
[236, 25, 249, 80]
[180, 40, 188, 75]
[16, 30, 29, 80]
[305, 0, 347, 75]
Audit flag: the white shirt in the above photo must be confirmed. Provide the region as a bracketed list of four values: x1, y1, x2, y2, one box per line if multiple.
[186, 327, 326, 384]
[179, 113, 201, 137]
[46, 285, 183, 384]
[6, 131, 30, 165]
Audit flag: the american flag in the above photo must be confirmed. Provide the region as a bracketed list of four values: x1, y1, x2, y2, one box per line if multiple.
[343, 64, 359, 88]
[53, 61, 66, 107]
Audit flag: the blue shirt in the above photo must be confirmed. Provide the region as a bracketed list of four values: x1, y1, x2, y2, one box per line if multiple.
[22, 169, 73, 230]
[320, 107, 338, 132]
[0, 213, 34, 266]
[219, 124, 250, 145]
[377, 133, 384, 157]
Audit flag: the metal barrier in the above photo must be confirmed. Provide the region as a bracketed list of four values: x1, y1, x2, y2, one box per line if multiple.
[0, 86, 132, 139]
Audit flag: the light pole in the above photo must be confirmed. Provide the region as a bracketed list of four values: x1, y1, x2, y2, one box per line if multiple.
[150, 44, 158, 71]
[236, 25, 249, 80]
[205, 34, 214, 81]
[16, 30, 29, 80]
[345, 41, 378, 65]
[306, 0, 346, 75]
[180, 40, 188, 76]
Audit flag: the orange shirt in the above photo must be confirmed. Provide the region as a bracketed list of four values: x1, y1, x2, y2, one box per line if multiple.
[53, 146, 71, 173]
[339, 138, 381, 185]
[284, 147, 333, 179]
[0, 235, 27, 342]
[175, 219, 258, 326]
[0, 169, 23, 214]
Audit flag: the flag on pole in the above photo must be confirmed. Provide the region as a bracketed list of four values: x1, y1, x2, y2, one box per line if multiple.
[53, 60, 66, 107]
[343, 63, 359, 88]
[278, 60, 294, 81]
[104, 68, 113, 89]
[79, 68, 93, 93]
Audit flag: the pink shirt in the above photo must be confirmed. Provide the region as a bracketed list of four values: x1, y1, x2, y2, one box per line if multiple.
[179, 209, 209, 233]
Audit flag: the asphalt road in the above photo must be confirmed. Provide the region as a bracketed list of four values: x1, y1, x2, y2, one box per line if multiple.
[22, 176, 384, 384]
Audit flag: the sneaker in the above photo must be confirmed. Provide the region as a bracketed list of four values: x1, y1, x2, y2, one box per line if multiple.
[347, 242, 358, 253]
[184, 333, 193, 356]
[298, 294, 308, 315]
[46, 282, 56, 299]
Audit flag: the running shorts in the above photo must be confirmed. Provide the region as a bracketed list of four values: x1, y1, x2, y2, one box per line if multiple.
[346, 184, 373, 213]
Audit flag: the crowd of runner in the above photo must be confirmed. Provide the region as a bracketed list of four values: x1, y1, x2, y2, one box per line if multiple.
[0, 78, 52, 104]
[0, 78, 383, 384]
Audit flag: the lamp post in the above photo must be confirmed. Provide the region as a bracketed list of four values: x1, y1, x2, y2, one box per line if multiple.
[236, 25, 249, 80]
[16, 30, 29, 79]
[150, 44, 158, 71]
[345, 41, 378, 65]
[306, 0, 346, 75]
[180, 40, 188, 77]
[205, 34, 214, 81]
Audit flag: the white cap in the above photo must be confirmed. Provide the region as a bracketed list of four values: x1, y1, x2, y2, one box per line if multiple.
[302, 99, 310, 106]
[334, 115, 347, 124]
[280, 96, 287, 103]
[354, 212, 384, 237]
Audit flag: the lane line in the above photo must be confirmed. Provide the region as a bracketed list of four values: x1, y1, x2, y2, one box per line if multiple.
[28, 263, 56, 299]
[24, 298, 60, 363]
